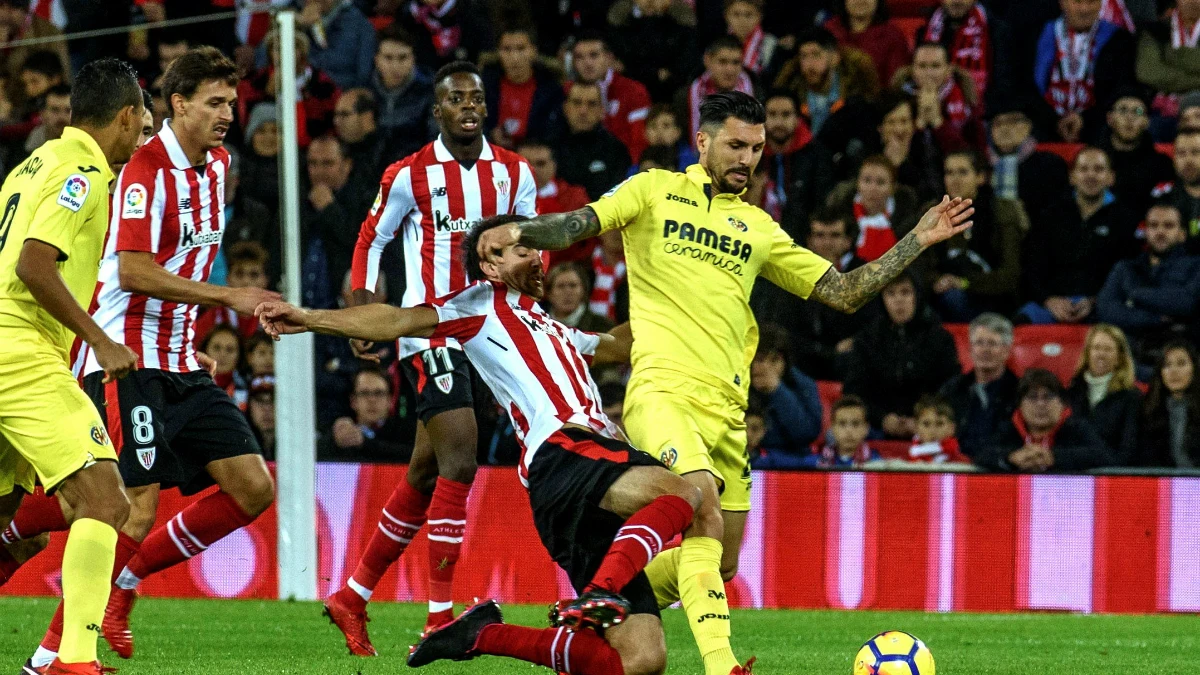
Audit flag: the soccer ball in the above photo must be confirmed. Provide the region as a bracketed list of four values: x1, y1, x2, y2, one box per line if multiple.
[852, 630, 935, 675]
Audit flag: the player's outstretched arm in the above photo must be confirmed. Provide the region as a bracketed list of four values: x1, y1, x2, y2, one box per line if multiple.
[810, 196, 973, 313]
[477, 207, 602, 255]
[17, 240, 137, 382]
[255, 301, 439, 342]
[118, 251, 281, 315]
[592, 322, 632, 365]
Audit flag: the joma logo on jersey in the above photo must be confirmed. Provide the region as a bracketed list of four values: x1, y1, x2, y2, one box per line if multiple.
[665, 193, 698, 207]
[179, 223, 223, 249]
[662, 219, 752, 262]
[434, 209, 473, 233]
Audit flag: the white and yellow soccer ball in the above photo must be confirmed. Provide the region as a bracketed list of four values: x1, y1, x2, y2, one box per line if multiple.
[853, 630, 935, 675]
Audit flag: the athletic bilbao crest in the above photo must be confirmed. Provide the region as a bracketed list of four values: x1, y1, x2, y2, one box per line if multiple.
[138, 447, 156, 470]
[435, 374, 454, 395]
[494, 177, 509, 203]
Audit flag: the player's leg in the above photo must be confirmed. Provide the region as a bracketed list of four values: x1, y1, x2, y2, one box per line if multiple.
[422, 405, 478, 630]
[719, 510, 748, 582]
[325, 421, 436, 656]
[0, 486, 27, 584]
[1, 491, 70, 544]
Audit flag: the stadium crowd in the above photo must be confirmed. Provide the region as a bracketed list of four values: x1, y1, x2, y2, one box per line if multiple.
[4, 0, 1200, 472]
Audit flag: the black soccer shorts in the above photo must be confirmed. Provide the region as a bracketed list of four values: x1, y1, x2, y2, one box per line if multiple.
[400, 345, 475, 422]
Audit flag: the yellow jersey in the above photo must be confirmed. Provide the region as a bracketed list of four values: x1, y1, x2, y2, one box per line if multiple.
[0, 126, 115, 361]
[590, 164, 832, 406]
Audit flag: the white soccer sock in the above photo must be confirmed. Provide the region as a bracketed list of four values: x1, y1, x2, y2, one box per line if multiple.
[347, 577, 372, 602]
[114, 566, 142, 590]
[428, 600, 453, 613]
[31, 645, 56, 668]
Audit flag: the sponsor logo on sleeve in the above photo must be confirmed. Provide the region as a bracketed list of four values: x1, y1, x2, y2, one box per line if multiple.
[122, 183, 147, 218]
[370, 187, 382, 216]
[57, 174, 90, 212]
[601, 176, 633, 198]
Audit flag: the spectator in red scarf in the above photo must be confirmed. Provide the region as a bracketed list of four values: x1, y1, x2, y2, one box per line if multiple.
[825, 154, 921, 262]
[195, 242, 272, 346]
[761, 90, 834, 235]
[823, 0, 911, 86]
[800, 395, 882, 468]
[874, 92, 945, 202]
[977, 368, 1115, 471]
[482, 25, 563, 149]
[677, 36, 758, 147]
[918, 0, 1014, 110]
[394, 0, 494, 72]
[588, 229, 627, 322]
[1031, 0, 1135, 143]
[240, 30, 340, 144]
[519, 139, 589, 216]
[247, 375, 277, 461]
[893, 42, 987, 153]
[909, 395, 971, 463]
[200, 324, 246, 406]
[1135, 0, 1200, 138]
[724, 0, 780, 81]
[569, 31, 652, 161]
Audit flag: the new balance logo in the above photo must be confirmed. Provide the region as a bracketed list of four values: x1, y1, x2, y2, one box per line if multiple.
[431, 186, 448, 197]
[179, 197, 192, 211]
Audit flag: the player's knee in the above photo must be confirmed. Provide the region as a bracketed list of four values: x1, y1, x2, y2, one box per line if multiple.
[620, 643, 667, 675]
[87, 489, 130, 531]
[435, 441, 477, 484]
[720, 559, 739, 582]
[406, 463, 438, 495]
[664, 476, 703, 514]
[122, 499, 157, 540]
[233, 473, 275, 517]
[689, 499, 724, 539]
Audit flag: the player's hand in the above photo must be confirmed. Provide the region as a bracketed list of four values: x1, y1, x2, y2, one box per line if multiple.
[95, 340, 138, 384]
[226, 287, 283, 316]
[255, 301, 310, 339]
[196, 351, 218, 377]
[913, 196, 973, 249]
[332, 417, 365, 448]
[475, 221, 521, 260]
[350, 339, 381, 363]
[1072, 297, 1095, 321]
[932, 274, 965, 294]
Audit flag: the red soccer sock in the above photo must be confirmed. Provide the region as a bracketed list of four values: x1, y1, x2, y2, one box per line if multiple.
[587, 495, 694, 595]
[40, 531, 139, 653]
[1, 492, 67, 543]
[124, 491, 254, 583]
[344, 480, 432, 608]
[475, 624, 623, 675]
[426, 477, 470, 617]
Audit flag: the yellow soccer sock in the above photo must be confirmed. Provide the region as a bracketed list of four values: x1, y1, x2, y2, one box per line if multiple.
[58, 518, 116, 664]
[644, 546, 682, 608]
[678, 536, 738, 675]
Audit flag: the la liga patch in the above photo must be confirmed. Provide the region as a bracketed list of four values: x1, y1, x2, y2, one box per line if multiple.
[122, 183, 147, 218]
[56, 174, 90, 212]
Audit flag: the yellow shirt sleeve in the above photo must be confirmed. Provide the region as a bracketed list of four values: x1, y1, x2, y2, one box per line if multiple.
[25, 162, 99, 261]
[588, 171, 655, 233]
[759, 220, 833, 300]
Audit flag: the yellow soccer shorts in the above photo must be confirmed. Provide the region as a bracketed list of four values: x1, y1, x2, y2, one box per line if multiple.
[0, 345, 116, 497]
[623, 370, 752, 512]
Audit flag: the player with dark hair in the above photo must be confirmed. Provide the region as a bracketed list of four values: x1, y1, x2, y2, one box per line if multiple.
[15, 46, 280, 671]
[0, 57, 143, 675]
[323, 59, 537, 655]
[257, 213, 699, 675]
[478, 90, 975, 675]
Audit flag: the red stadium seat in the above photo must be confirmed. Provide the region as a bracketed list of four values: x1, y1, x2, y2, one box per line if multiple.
[871, 440, 911, 460]
[817, 380, 843, 433]
[1009, 324, 1090, 383]
[891, 17, 925, 51]
[1156, 142, 1174, 158]
[944, 323, 972, 372]
[1037, 143, 1084, 164]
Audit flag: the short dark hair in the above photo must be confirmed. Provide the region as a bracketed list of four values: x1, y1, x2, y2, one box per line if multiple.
[1018, 368, 1065, 402]
[705, 35, 744, 57]
[161, 46, 238, 117]
[699, 91, 764, 132]
[517, 138, 551, 155]
[308, 134, 349, 160]
[43, 83, 71, 102]
[832, 394, 868, 418]
[876, 90, 916, 122]
[1176, 126, 1200, 142]
[598, 382, 625, 406]
[572, 29, 609, 51]
[914, 394, 955, 421]
[755, 322, 790, 365]
[763, 88, 800, 113]
[354, 366, 393, 395]
[227, 241, 269, 270]
[0, 0, 31, 10]
[434, 60, 482, 94]
[341, 88, 378, 117]
[499, 24, 538, 44]
[796, 27, 838, 51]
[141, 88, 153, 112]
[638, 144, 676, 169]
[463, 214, 529, 282]
[71, 58, 142, 127]
[21, 51, 64, 79]
[914, 40, 949, 59]
[1071, 145, 1110, 170]
[946, 148, 988, 175]
[377, 24, 415, 49]
[200, 323, 241, 354]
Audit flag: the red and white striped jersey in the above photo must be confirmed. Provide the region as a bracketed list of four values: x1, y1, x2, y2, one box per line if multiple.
[83, 120, 229, 375]
[351, 136, 537, 358]
[426, 281, 624, 486]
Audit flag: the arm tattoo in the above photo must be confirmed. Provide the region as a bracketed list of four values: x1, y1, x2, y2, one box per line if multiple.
[810, 232, 924, 313]
[517, 207, 601, 251]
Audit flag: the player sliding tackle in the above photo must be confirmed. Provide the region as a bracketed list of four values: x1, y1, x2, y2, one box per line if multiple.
[476, 91, 974, 675]
[258, 214, 701, 675]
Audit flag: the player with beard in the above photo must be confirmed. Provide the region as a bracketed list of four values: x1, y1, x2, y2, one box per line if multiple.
[323, 60, 537, 656]
[477, 91, 974, 675]
[19, 47, 280, 672]
[257, 214, 700, 675]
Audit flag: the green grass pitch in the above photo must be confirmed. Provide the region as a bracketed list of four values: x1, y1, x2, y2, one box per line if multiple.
[0, 597, 1197, 673]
